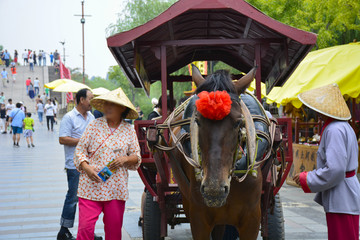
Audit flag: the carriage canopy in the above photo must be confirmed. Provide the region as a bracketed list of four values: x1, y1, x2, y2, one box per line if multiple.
[107, 0, 317, 95]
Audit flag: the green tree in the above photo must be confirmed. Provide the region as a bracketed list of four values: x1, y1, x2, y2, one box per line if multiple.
[107, 0, 176, 36]
[246, 0, 360, 49]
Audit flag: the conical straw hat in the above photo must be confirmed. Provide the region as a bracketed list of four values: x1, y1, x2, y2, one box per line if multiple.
[91, 87, 139, 119]
[298, 83, 351, 120]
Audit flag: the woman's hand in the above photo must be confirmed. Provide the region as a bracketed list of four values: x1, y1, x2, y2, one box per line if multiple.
[293, 173, 301, 185]
[109, 155, 138, 171]
[81, 162, 101, 183]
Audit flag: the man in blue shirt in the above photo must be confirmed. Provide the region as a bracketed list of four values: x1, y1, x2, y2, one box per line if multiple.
[58, 89, 101, 240]
[3, 50, 10, 67]
[1, 69, 8, 87]
[9, 102, 25, 147]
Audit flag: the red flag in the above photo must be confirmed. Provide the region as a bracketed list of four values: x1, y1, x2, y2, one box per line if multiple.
[59, 57, 73, 103]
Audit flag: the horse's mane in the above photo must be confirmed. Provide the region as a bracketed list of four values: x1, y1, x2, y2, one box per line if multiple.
[195, 70, 236, 94]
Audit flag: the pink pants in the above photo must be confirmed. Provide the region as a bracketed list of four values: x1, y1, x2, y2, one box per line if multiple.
[326, 212, 359, 240]
[77, 198, 125, 240]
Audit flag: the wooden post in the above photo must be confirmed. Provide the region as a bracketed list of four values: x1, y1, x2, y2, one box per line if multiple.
[255, 44, 262, 102]
[161, 45, 168, 121]
[295, 117, 299, 144]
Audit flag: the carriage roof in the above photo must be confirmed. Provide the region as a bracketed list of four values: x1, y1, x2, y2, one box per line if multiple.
[107, 0, 317, 92]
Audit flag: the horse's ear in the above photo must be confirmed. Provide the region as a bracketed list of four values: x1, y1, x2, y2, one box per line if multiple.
[191, 64, 205, 87]
[234, 67, 257, 95]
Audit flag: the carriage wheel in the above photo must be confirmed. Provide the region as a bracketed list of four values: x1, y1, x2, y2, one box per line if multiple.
[263, 194, 285, 240]
[143, 191, 164, 240]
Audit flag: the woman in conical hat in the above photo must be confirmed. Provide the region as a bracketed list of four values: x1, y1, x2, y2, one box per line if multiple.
[293, 83, 360, 240]
[74, 87, 141, 240]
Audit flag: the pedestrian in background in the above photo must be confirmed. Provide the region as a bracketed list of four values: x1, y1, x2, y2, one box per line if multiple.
[33, 51, 37, 66]
[53, 98, 59, 124]
[9, 102, 25, 147]
[26, 77, 31, 95]
[0, 103, 6, 133]
[1, 68, 8, 87]
[38, 51, 42, 67]
[42, 51, 47, 66]
[294, 84, 360, 240]
[58, 88, 96, 240]
[34, 77, 40, 95]
[3, 50, 10, 68]
[44, 99, 55, 131]
[50, 52, 54, 66]
[23, 112, 35, 148]
[11, 65, 16, 82]
[45, 87, 49, 98]
[40, 92, 47, 104]
[29, 57, 34, 71]
[22, 49, 28, 66]
[74, 88, 140, 240]
[0, 92, 5, 104]
[28, 83, 35, 100]
[5, 99, 15, 134]
[14, 50, 18, 64]
[36, 99, 44, 125]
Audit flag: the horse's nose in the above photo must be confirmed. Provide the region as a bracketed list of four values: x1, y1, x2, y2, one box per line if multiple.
[200, 183, 229, 196]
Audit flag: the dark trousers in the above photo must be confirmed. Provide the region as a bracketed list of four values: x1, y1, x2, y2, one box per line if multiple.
[46, 116, 54, 130]
[60, 169, 80, 228]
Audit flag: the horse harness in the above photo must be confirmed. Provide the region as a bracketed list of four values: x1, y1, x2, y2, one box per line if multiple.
[146, 94, 283, 183]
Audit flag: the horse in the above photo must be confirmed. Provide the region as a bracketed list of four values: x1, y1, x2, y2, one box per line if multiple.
[168, 66, 264, 239]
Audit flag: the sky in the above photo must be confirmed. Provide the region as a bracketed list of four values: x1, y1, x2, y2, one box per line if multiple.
[0, 0, 126, 79]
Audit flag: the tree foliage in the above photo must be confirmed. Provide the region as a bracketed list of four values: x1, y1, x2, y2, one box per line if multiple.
[246, 0, 360, 49]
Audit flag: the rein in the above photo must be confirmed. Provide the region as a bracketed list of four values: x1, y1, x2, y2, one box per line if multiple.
[149, 94, 275, 183]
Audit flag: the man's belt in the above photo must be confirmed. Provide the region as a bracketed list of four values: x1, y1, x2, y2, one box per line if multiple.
[346, 170, 356, 178]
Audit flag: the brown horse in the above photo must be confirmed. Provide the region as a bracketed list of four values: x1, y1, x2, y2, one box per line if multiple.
[169, 66, 263, 239]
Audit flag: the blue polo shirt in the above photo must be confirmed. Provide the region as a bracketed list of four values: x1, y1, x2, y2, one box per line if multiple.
[9, 108, 25, 128]
[59, 107, 94, 169]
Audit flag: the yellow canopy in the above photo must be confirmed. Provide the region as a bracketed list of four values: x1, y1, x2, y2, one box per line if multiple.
[92, 87, 110, 96]
[248, 80, 267, 98]
[247, 80, 280, 104]
[268, 42, 360, 108]
[44, 79, 74, 89]
[52, 81, 91, 93]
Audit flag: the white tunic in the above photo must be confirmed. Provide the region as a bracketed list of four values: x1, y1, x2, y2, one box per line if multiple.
[307, 121, 360, 214]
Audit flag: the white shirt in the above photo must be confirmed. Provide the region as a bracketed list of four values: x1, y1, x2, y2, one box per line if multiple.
[34, 79, 40, 88]
[6, 103, 15, 115]
[45, 103, 55, 116]
[22, 52, 28, 58]
[28, 58, 34, 64]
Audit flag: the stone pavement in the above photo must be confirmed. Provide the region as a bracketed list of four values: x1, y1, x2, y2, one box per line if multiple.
[0, 116, 330, 239]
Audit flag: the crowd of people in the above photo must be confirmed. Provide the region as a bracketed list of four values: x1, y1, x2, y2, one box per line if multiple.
[1, 49, 60, 68]
[0, 90, 60, 147]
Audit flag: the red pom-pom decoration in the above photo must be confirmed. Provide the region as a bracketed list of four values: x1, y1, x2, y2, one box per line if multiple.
[195, 91, 232, 120]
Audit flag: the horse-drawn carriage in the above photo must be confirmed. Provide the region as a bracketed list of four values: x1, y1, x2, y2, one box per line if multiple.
[107, 0, 317, 239]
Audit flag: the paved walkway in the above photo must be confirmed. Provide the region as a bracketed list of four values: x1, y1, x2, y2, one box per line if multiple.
[0, 116, 331, 239]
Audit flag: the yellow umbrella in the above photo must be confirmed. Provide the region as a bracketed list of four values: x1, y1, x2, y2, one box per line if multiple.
[270, 42, 360, 108]
[44, 79, 74, 89]
[52, 81, 91, 93]
[92, 87, 110, 96]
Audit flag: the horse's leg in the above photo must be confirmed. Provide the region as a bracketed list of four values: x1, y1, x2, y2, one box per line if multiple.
[211, 225, 226, 240]
[237, 205, 261, 240]
[187, 208, 212, 240]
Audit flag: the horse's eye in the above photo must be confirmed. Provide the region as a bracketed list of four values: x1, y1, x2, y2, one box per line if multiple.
[195, 118, 200, 126]
[234, 120, 242, 129]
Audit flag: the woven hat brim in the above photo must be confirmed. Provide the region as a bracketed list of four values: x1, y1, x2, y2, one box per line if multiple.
[297, 84, 351, 121]
[90, 88, 139, 119]
[298, 95, 351, 121]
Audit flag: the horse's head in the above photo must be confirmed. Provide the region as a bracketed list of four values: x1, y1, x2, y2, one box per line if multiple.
[191, 65, 256, 207]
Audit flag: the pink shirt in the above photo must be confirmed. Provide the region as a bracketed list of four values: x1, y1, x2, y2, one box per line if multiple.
[74, 118, 141, 201]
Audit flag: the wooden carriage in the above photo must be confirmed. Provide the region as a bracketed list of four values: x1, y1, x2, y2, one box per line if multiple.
[106, 0, 316, 238]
